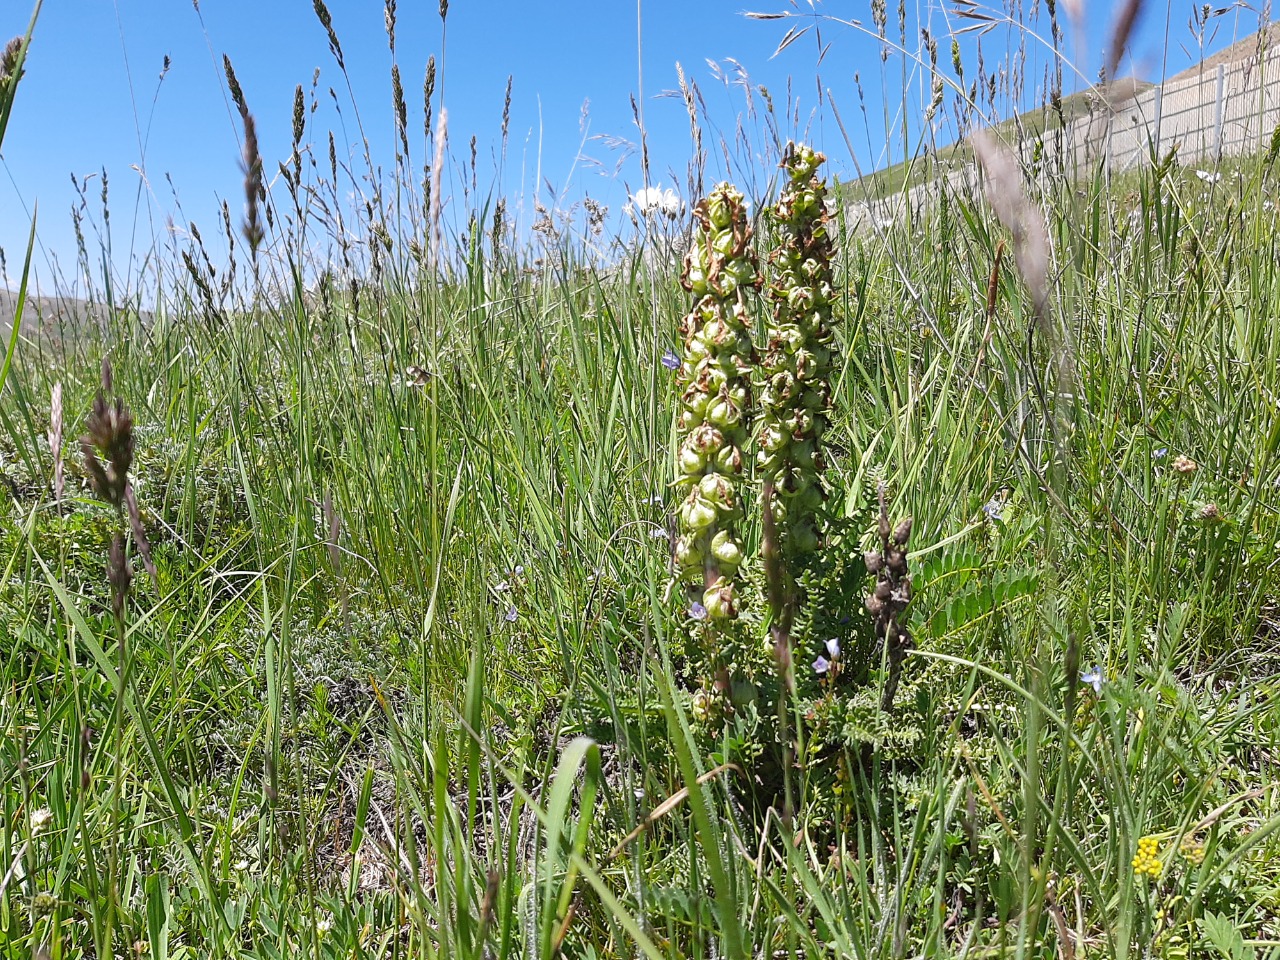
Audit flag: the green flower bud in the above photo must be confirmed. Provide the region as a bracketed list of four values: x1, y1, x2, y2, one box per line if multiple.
[711, 530, 744, 568]
[689, 424, 725, 454]
[674, 535, 703, 570]
[706, 395, 743, 429]
[760, 425, 788, 453]
[712, 228, 738, 257]
[725, 258, 756, 288]
[679, 440, 707, 474]
[703, 579, 737, 619]
[685, 268, 707, 297]
[681, 494, 717, 531]
[682, 386, 711, 418]
[714, 443, 743, 474]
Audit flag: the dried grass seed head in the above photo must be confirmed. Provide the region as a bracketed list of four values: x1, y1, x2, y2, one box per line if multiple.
[1, 36, 23, 86]
[82, 393, 134, 507]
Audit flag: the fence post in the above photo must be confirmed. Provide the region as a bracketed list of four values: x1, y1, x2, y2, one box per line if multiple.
[1215, 63, 1227, 160]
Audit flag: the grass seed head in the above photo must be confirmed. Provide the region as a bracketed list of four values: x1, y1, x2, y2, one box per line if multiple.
[81, 392, 134, 508]
[0, 36, 23, 87]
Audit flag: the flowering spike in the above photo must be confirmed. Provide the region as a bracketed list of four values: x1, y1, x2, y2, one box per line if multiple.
[673, 182, 759, 621]
[760, 143, 838, 660]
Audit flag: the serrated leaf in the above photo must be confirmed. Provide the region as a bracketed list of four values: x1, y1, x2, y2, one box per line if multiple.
[1202, 911, 1252, 960]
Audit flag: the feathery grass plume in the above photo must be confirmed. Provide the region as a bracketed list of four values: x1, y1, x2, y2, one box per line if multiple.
[291, 83, 305, 174]
[430, 107, 447, 267]
[0, 36, 23, 87]
[673, 182, 759, 630]
[759, 144, 837, 669]
[422, 56, 436, 196]
[48, 382, 63, 503]
[865, 487, 912, 709]
[240, 109, 264, 258]
[222, 54, 246, 117]
[383, 0, 397, 51]
[501, 74, 513, 147]
[391, 64, 409, 159]
[81, 360, 157, 593]
[676, 62, 705, 200]
[312, 0, 345, 69]
[970, 131, 1051, 333]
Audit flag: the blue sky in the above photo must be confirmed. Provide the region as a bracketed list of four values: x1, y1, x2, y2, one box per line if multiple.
[0, 0, 1266, 294]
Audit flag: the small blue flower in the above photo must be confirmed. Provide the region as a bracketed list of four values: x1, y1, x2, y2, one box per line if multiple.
[982, 498, 1004, 521]
[1080, 665, 1104, 694]
[825, 637, 841, 659]
[661, 350, 680, 371]
[649, 525, 669, 540]
[505, 605, 519, 623]
[1153, 447, 1168, 459]
[812, 655, 831, 675]
[689, 601, 708, 621]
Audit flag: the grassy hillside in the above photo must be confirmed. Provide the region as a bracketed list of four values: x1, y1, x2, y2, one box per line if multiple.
[4, 6, 1280, 960]
[844, 83, 1154, 203]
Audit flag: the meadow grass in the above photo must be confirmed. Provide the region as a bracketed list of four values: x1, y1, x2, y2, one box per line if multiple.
[3, 3, 1280, 958]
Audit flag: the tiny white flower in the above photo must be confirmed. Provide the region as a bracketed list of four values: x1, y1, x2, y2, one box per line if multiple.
[1194, 169, 1221, 184]
[30, 807, 53, 834]
[630, 185, 682, 219]
[825, 637, 841, 659]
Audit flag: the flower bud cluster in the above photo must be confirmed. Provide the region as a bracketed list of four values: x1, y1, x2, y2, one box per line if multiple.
[673, 183, 760, 619]
[760, 144, 836, 560]
[1132, 835, 1163, 878]
[866, 491, 913, 708]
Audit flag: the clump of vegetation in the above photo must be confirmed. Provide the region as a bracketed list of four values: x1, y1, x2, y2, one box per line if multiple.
[670, 147, 922, 821]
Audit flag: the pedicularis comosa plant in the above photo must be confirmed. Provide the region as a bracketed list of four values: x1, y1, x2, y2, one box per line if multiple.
[670, 145, 917, 815]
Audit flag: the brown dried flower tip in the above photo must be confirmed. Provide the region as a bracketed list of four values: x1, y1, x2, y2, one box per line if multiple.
[1197, 502, 1223, 523]
[81, 393, 134, 507]
[1, 36, 23, 86]
[867, 488, 914, 709]
[108, 533, 132, 619]
[1172, 455, 1197, 476]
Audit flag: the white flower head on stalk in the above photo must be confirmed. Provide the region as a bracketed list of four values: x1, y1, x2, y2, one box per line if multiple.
[630, 185, 682, 219]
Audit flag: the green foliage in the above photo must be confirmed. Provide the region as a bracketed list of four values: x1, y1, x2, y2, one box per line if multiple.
[3, 7, 1280, 959]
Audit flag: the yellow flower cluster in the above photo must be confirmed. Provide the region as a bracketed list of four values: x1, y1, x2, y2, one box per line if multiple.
[1133, 835, 1163, 878]
[1179, 834, 1205, 865]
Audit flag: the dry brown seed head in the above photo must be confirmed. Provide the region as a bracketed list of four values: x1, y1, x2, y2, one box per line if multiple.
[1, 36, 23, 85]
[108, 533, 132, 619]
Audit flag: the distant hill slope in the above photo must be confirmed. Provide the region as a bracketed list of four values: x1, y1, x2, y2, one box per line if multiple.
[844, 23, 1279, 204]
[842, 83, 1152, 203]
[0, 289, 147, 342]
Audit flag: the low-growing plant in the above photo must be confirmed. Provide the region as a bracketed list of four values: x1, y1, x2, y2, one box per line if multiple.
[670, 145, 919, 822]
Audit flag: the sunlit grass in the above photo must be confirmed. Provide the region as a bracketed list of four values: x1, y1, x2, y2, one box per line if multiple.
[3, 2, 1280, 958]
